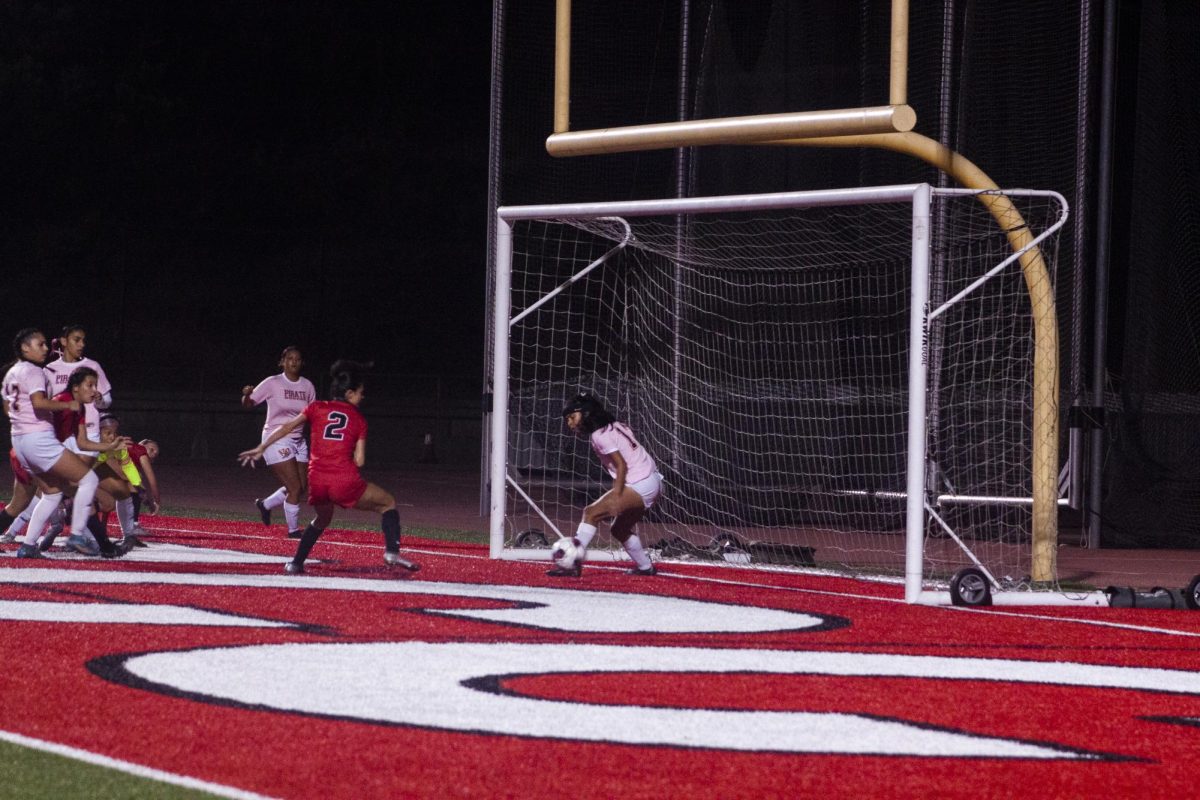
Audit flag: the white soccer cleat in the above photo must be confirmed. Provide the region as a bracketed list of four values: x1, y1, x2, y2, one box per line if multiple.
[383, 551, 420, 572]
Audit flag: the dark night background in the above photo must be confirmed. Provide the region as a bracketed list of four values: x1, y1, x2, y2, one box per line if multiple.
[6, 1, 1200, 547]
[1, 1, 493, 395]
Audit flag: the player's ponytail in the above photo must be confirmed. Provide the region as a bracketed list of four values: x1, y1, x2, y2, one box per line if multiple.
[3, 328, 43, 372]
[329, 359, 374, 400]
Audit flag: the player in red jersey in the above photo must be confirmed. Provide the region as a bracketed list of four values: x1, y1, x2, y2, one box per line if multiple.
[45, 367, 133, 555]
[0, 449, 35, 543]
[129, 438, 162, 518]
[239, 360, 419, 575]
[93, 415, 160, 547]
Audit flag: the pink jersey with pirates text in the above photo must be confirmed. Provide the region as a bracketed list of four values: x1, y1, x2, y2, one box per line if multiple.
[250, 373, 317, 441]
[3, 360, 55, 435]
[44, 357, 111, 398]
[589, 421, 656, 483]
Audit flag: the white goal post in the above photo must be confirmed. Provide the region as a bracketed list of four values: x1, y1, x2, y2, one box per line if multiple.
[489, 184, 1102, 606]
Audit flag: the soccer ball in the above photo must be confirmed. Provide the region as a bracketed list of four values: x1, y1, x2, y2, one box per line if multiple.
[550, 537, 579, 569]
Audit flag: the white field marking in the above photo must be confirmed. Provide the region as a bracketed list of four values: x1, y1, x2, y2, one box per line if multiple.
[125, 641, 1196, 758]
[650, 571, 1200, 639]
[0, 600, 296, 627]
[0, 728, 279, 800]
[135, 524, 416, 560]
[0, 569, 824, 634]
[117, 522, 1200, 638]
[42, 542, 292, 565]
[944, 605, 1200, 638]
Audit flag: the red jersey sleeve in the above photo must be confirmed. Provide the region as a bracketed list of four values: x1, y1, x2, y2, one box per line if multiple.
[126, 442, 148, 475]
[51, 390, 81, 443]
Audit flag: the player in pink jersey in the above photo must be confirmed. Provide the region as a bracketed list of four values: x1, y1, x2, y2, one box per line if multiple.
[2, 329, 108, 559]
[239, 359, 419, 575]
[241, 346, 316, 537]
[551, 392, 663, 577]
[43, 324, 113, 410]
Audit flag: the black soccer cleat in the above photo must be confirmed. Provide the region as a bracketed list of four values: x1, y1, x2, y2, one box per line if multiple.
[284, 561, 305, 575]
[546, 563, 583, 578]
[16, 544, 45, 559]
[286, 529, 304, 539]
[255, 499, 271, 526]
[117, 534, 146, 552]
[628, 564, 658, 576]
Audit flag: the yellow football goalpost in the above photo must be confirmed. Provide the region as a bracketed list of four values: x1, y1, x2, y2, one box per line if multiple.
[542, 0, 1059, 584]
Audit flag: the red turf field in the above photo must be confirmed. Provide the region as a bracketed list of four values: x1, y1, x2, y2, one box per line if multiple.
[4, 515, 1200, 798]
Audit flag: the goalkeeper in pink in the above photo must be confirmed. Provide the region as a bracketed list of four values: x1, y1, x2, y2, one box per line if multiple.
[551, 392, 662, 577]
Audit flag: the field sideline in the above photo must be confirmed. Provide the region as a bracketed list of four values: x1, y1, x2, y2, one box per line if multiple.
[4, 513, 1200, 797]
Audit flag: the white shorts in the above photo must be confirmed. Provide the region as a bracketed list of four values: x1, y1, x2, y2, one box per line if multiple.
[12, 431, 69, 475]
[262, 436, 309, 466]
[63, 437, 95, 459]
[628, 471, 663, 508]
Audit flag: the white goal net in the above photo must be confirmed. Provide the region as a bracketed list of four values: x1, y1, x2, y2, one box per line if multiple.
[489, 184, 1088, 605]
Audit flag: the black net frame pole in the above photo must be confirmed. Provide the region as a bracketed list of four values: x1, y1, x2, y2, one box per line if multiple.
[1086, 0, 1118, 549]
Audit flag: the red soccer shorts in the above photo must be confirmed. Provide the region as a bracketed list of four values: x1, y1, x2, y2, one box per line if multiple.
[308, 473, 367, 509]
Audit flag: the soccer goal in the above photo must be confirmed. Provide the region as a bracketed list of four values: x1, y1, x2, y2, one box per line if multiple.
[489, 184, 1100, 606]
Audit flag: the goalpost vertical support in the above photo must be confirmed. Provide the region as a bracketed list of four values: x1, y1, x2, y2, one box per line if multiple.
[489, 217, 514, 559]
[905, 183, 932, 603]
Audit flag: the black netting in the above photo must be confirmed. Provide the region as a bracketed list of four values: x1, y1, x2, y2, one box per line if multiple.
[1101, 3, 1200, 548]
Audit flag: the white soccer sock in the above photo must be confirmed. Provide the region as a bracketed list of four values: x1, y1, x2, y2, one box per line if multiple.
[116, 497, 136, 535]
[71, 470, 99, 537]
[13, 504, 35, 530]
[622, 534, 653, 570]
[573, 522, 598, 552]
[24, 493, 63, 547]
[8, 505, 34, 537]
[263, 487, 288, 510]
[283, 501, 301, 532]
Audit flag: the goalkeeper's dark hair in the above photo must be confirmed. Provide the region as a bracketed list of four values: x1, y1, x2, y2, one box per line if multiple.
[329, 359, 374, 400]
[562, 392, 616, 434]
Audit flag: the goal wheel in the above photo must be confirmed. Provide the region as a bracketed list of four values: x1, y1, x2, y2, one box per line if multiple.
[1185, 575, 1200, 610]
[949, 567, 993, 607]
[515, 529, 549, 549]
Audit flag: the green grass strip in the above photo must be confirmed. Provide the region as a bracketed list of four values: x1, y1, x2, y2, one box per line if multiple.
[0, 738, 225, 799]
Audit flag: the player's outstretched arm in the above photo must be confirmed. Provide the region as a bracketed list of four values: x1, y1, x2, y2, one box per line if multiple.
[239, 411, 306, 466]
